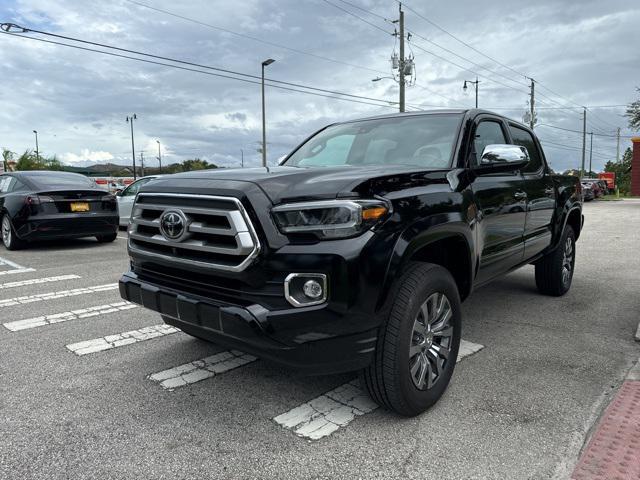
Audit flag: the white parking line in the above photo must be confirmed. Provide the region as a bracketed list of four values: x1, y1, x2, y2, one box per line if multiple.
[0, 274, 81, 290]
[0, 283, 118, 308]
[0, 268, 37, 276]
[0, 256, 35, 276]
[274, 339, 485, 440]
[66, 324, 180, 356]
[3, 301, 137, 332]
[0, 256, 31, 270]
[148, 350, 257, 390]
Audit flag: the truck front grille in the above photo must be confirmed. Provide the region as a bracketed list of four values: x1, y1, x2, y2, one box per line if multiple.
[128, 193, 261, 272]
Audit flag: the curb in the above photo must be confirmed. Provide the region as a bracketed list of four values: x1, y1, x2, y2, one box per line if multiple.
[570, 353, 640, 479]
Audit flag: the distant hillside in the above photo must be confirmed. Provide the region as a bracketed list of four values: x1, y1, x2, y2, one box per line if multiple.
[63, 163, 135, 176]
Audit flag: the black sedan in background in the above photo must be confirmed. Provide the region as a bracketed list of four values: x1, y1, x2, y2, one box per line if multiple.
[0, 171, 119, 250]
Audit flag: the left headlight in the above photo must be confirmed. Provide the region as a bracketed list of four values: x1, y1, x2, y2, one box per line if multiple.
[272, 199, 390, 239]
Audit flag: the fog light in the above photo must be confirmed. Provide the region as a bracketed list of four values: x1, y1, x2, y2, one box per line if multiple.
[284, 273, 327, 307]
[303, 279, 323, 299]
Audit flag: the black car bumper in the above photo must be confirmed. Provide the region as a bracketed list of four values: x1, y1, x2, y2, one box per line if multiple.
[119, 272, 378, 374]
[16, 214, 119, 240]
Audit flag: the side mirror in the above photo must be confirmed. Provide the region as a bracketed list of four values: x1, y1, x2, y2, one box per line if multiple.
[115, 189, 123, 196]
[476, 144, 529, 174]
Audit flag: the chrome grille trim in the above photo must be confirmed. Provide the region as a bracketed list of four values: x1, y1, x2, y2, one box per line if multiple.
[128, 193, 261, 272]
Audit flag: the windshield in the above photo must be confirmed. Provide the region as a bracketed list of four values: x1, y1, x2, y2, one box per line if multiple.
[284, 113, 462, 169]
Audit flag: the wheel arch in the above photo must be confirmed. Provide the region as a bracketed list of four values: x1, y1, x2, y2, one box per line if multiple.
[377, 221, 475, 312]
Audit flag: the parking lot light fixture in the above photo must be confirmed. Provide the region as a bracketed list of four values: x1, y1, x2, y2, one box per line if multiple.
[156, 140, 162, 174]
[126, 114, 137, 180]
[32, 130, 39, 162]
[261, 58, 275, 168]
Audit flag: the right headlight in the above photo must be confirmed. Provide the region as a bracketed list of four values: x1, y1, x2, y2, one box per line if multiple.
[271, 199, 390, 239]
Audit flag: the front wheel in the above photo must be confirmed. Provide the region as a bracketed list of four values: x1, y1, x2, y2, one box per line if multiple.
[360, 262, 462, 417]
[2, 214, 25, 250]
[535, 225, 576, 296]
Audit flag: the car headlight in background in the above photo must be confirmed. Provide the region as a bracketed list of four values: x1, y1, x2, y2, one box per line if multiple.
[271, 199, 390, 239]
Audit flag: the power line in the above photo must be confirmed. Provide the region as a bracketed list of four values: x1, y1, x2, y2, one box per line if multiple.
[1, 29, 418, 109]
[408, 40, 530, 96]
[398, 0, 628, 120]
[121, 0, 388, 76]
[399, 0, 528, 80]
[321, 0, 393, 35]
[1, 25, 401, 106]
[538, 123, 635, 139]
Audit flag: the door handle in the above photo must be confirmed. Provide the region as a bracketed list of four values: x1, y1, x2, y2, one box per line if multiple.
[514, 191, 527, 200]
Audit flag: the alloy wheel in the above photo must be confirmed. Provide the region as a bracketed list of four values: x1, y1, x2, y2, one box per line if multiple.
[562, 236, 574, 286]
[2, 216, 11, 247]
[409, 292, 454, 390]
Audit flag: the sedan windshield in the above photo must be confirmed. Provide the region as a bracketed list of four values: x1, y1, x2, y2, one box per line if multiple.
[284, 113, 462, 169]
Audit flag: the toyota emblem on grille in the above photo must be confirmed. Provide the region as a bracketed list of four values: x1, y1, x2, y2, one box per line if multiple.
[159, 209, 188, 241]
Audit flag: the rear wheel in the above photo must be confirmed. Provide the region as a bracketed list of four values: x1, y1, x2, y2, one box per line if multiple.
[360, 262, 462, 417]
[96, 232, 118, 243]
[535, 225, 576, 296]
[2, 214, 25, 250]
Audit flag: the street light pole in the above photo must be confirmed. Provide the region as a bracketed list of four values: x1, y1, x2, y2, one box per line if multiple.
[33, 130, 39, 162]
[462, 77, 480, 108]
[588, 132, 593, 175]
[156, 140, 162, 173]
[261, 58, 275, 168]
[126, 114, 137, 180]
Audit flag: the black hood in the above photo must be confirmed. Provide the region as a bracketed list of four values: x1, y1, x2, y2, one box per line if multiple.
[156, 166, 450, 204]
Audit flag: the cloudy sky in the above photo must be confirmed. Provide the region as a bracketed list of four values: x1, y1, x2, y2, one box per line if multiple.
[0, 0, 638, 172]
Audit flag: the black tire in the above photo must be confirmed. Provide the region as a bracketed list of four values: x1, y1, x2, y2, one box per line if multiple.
[96, 232, 118, 243]
[1, 213, 25, 250]
[360, 262, 462, 417]
[535, 225, 576, 296]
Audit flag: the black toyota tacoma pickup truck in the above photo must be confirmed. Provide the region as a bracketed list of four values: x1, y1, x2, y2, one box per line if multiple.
[120, 109, 582, 416]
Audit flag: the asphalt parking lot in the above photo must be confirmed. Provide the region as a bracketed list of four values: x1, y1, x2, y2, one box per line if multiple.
[1, 200, 639, 480]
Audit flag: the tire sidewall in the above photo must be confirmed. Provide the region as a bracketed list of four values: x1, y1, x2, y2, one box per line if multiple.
[560, 226, 576, 293]
[391, 265, 462, 414]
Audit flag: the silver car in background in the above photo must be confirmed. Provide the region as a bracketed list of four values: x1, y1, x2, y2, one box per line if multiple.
[116, 175, 164, 227]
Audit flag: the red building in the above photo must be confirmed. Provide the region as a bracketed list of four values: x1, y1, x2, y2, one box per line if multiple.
[632, 137, 640, 196]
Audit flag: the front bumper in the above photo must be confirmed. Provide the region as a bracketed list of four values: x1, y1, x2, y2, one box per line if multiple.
[119, 272, 377, 374]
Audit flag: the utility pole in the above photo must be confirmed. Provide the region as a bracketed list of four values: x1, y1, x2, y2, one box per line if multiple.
[616, 127, 621, 163]
[580, 107, 587, 178]
[126, 114, 137, 180]
[156, 140, 162, 173]
[398, 2, 405, 113]
[140, 151, 145, 177]
[529, 79, 535, 129]
[240, 148, 244, 168]
[588, 132, 593, 175]
[32, 130, 39, 162]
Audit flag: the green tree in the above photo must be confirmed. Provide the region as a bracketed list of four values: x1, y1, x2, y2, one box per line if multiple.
[15, 150, 41, 170]
[627, 87, 640, 130]
[181, 158, 215, 171]
[604, 147, 632, 194]
[14, 150, 64, 171]
[2, 148, 14, 171]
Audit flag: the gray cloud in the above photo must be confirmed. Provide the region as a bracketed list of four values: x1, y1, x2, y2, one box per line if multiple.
[0, 0, 637, 172]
